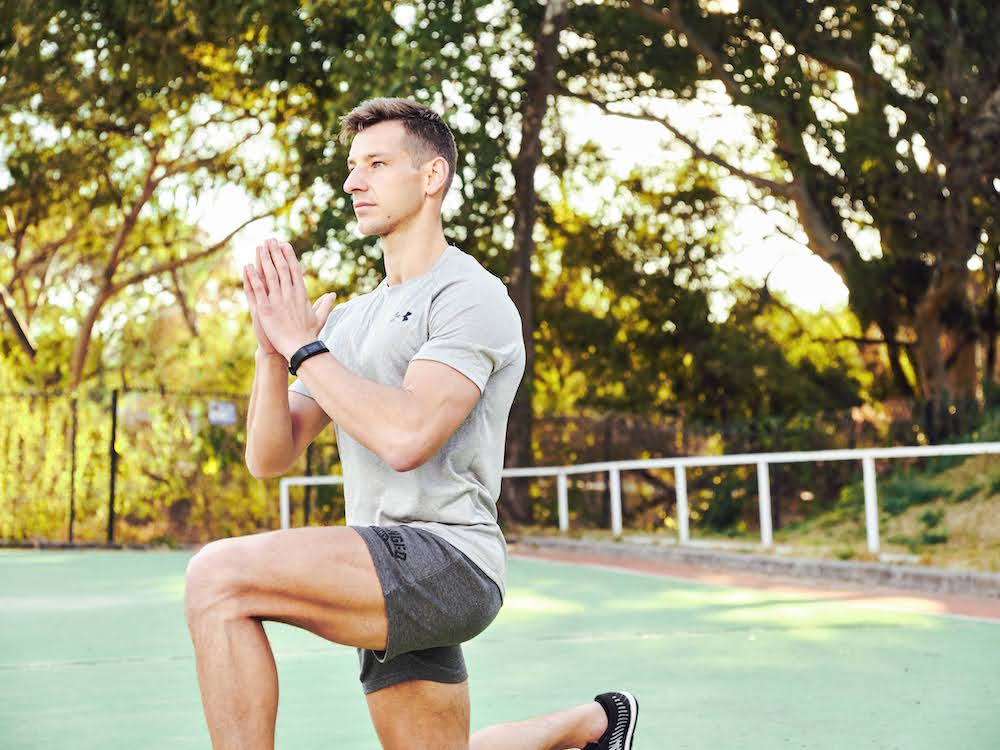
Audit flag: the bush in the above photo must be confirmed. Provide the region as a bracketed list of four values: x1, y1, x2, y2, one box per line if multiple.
[920, 530, 949, 545]
[881, 477, 951, 516]
[949, 485, 980, 503]
[919, 508, 944, 528]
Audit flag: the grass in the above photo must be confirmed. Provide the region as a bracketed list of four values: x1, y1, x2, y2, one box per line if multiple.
[765, 453, 1000, 572]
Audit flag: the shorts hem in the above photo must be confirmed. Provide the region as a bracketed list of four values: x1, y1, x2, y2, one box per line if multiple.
[361, 668, 469, 695]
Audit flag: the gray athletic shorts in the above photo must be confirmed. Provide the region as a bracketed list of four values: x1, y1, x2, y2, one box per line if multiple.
[351, 524, 503, 695]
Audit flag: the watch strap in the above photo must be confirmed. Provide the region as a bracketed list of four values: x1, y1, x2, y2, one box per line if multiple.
[288, 341, 329, 375]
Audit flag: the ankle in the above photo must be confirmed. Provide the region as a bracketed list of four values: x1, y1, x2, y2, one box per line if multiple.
[583, 700, 609, 744]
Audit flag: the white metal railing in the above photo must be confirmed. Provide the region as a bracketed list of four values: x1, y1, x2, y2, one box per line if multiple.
[279, 442, 1000, 554]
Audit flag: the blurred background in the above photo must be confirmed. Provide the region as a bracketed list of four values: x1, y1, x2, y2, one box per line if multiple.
[2, 0, 998, 569]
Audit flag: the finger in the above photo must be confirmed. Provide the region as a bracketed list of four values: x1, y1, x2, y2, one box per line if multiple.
[311, 291, 335, 313]
[279, 242, 306, 298]
[318, 293, 337, 320]
[243, 266, 260, 311]
[265, 238, 293, 292]
[246, 265, 268, 308]
[257, 243, 279, 294]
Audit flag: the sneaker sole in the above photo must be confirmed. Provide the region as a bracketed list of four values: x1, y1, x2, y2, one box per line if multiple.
[619, 690, 638, 749]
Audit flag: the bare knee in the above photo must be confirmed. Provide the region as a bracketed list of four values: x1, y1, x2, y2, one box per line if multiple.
[184, 538, 246, 623]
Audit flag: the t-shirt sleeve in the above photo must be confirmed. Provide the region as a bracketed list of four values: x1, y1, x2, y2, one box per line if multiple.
[288, 301, 348, 401]
[410, 280, 523, 394]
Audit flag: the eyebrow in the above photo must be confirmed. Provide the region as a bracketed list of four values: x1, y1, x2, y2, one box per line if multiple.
[347, 152, 390, 167]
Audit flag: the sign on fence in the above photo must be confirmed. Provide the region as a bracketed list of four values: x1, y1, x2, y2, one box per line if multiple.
[208, 400, 238, 426]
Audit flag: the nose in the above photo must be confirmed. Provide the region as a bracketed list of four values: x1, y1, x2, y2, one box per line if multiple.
[343, 167, 366, 195]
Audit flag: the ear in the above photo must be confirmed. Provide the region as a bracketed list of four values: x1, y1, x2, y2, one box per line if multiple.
[423, 156, 450, 198]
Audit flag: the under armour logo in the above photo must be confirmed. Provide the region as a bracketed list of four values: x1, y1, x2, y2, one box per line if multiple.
[393, 310, 412, 322]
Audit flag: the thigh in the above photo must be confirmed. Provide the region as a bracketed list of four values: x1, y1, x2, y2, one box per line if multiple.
[184, 525, 388, 651]
[365, 678, 470, 750]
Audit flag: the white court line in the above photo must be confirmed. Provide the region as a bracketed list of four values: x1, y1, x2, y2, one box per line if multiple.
[509, 552, 1000, 626]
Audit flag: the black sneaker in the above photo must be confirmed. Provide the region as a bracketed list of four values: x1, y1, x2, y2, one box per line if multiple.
[583, 691, 639, 750]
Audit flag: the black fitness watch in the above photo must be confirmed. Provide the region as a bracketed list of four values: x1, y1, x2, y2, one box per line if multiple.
[288, 341, 329, 375]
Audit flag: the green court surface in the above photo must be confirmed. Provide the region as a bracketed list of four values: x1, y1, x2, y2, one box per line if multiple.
[2, 549, 998, 749]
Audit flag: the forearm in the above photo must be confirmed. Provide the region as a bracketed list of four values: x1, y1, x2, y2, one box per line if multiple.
[245, 352, 296, 477]
[294, 351, 418, 471]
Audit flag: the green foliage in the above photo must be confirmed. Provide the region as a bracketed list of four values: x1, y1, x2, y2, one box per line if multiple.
[920, 531, 949, 545]
[565, 0, 1000, 403]
[881, 477, 951, 516]
[918, 509, 944, 529]
[3, 1, 998, 543]
[950, 485, 980, 504]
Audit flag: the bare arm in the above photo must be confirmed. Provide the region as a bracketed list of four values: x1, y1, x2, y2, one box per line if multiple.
[241, 238, 335, 478]
[244, 351, 332, 478]
[292, 354, 480, 473]
[243, 238, 480, 474]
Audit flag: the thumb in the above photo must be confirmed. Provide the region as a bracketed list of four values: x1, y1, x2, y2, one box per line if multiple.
[315, 292, 337, 322]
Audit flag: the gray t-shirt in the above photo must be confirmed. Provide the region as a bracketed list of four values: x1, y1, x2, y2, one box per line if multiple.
[289, 244, 525, 601]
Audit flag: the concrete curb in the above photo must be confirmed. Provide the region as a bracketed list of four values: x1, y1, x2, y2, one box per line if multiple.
[512, 535, 1000, 598]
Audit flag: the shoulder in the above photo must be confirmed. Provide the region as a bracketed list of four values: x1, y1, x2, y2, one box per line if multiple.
[433, 247, 518, 312]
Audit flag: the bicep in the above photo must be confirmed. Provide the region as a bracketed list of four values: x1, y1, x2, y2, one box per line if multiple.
[402, 359, 481, 467]
[287, 391, 333, 466]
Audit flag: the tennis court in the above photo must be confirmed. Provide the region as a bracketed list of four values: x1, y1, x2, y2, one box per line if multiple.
[2, 546, 998, 748]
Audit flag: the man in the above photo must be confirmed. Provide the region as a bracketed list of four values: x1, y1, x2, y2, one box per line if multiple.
[184, 97, 639, 750]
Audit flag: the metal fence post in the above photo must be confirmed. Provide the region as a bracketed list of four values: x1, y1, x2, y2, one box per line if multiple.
[280, 479, 290, 531]
[107, 388, 119, 545]
[68, 395, 78, 543]
[862, 455, 880, 553]
[757, 461, 773, 547]
[675, 465, 689, 543]
[609, 467, 622, 537]
[557, 472, 569, 532]
[304, 443, 313, 526]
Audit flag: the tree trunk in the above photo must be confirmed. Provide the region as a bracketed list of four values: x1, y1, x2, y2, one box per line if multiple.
[69, 284, 114, 389]
[502, 0, 569, 526]
[985, 246, 999, 402]
[912, 263, 976, 407]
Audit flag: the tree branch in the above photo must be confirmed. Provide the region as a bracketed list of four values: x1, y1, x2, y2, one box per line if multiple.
[161, 119, 263, 180]
[109, 209, 278, 296]
[0, 280, 36, 359]
[555, 83, 794, 197]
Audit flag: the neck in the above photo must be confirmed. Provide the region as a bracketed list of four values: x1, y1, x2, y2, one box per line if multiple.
[381, 208, 449, 286]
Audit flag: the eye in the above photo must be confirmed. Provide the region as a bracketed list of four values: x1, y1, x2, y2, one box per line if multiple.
[372, 161, 385, 167]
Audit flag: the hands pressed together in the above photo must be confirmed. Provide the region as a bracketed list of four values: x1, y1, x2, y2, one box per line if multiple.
[242, 238, 337, 363]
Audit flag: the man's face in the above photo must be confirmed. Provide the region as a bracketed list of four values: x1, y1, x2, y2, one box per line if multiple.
[343, 120, 428, 237]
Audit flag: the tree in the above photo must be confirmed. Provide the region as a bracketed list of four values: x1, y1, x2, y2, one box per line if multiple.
[0, 1, 399, 388]
[556, 0, 999, 406]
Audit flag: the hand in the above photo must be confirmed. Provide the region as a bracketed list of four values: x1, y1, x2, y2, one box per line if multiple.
[243, 238, 337, 361]
[243, 247, 281, 358]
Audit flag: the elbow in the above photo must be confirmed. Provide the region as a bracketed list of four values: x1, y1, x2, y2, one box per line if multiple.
[245, 454, 286, 480]
[387, 450, 424, 473]
[385, 434, 429, 473]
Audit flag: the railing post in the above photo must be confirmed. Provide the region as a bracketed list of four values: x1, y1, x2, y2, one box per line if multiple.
[675, 465, 689, 543]
[557, 472, 569, 532]
[107, 388, 119, 545]
[280, 479, 290, 531]
[862, 455, 880, 553]
[757, 461, 773, 547]
[609, 467, 622, 537]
